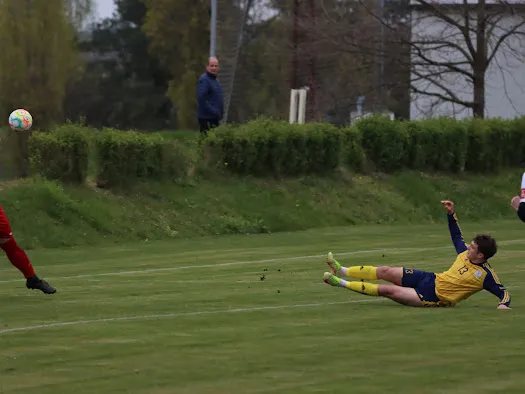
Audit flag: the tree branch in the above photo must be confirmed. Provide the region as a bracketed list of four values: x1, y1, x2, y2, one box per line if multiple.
[411, 85, 473, 108]
[487, 19, 525, 65]
[412, 0, 477, 58]
[410, 40, 474, 79]
[411, 68, 474, 108]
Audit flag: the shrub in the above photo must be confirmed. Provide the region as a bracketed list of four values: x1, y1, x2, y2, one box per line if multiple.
[356, 115, 408, 172]
[95, 129, 190, 188]
[29, 124, 90, 184]
[205, 118, 343, 177]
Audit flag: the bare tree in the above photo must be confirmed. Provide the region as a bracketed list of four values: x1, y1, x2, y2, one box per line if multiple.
[305, 0, 525, 119]
[365, 0, 525, 118]
[284, 0, 387, 121]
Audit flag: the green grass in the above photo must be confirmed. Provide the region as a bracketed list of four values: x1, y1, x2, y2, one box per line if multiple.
[0, 169, 522, 249]
[1, 219, 524, 393]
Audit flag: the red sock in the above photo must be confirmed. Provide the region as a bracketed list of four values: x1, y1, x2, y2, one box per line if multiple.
[1, 238, 36, 279]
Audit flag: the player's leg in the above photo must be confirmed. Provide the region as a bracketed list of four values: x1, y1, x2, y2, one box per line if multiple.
[0, 206, 56, 294]
[198, 118, 210, 136]
[326, 252, 403, 285]
[323, 272, 423, 307]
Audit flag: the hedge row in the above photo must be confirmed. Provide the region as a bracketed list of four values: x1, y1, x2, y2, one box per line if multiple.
[204, 119, 358, 176]
[26, 115, 525, 186]
[29, 125, 190, 187]
[204, 116, 525, 175]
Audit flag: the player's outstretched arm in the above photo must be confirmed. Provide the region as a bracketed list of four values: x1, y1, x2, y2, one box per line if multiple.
[511, 195, 525, 223]
[440, 200, 468, 254]
[483, 266, 511, 309]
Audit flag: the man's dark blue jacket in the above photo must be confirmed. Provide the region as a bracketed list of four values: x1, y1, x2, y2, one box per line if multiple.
[197, 71, 224, 120]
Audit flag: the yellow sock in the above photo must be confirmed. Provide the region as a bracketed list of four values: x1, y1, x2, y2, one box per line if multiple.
[345, 281, 379, 296]
[344, 266, 378, 280]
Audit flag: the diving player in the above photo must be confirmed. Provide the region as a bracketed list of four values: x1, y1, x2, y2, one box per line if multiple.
[322, 200, 511, 309]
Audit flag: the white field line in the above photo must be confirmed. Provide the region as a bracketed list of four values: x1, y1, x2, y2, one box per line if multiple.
[2, 240, 525, 284]
[0, 299, 382, 335]
[2, 240, 525, 334]
[0, 245, 452, 284]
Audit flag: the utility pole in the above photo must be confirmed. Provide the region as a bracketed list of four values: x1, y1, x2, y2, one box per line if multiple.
[379, 0, 385, 110]
[210, 0, 217, 57]
[308, 0, 316, 121]
[291, 0, 299, 89]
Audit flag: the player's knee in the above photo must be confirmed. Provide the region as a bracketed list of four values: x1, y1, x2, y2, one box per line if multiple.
[377, 284, 398, 298]
[518, 203, 525, 222]
[0, 237, 11, 245]
[376, 266, 391, 276]
[377, 284, 391, 297]
[377, 266, 397, 280]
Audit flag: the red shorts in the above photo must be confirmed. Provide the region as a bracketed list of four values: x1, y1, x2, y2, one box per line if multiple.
[0, 205, 13, 238]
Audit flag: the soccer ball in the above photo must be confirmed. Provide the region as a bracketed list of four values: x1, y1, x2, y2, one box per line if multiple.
[8, 109, 33, 131]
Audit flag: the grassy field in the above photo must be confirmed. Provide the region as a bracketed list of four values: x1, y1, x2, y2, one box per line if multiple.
[0, 169, 523, 249]
[1, 218, 524, 393]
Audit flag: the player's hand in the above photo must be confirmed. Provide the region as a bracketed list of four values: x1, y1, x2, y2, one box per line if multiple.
[440, 200, 455, 214]
[497, 304, 511, 310]
[511, 196, 520, 212]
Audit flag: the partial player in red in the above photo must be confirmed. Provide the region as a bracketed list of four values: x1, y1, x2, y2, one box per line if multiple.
[511, 172, 525, 222]
[0, 205, 56, 294]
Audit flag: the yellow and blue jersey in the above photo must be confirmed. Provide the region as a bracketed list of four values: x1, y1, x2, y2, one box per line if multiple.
[434, 213, 511, 307]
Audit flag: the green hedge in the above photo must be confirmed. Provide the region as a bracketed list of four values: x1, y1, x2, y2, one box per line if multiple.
[95, 128, 189, 188]
[205, 118, 348, 176]
[205, 115, 525, 177]
[28, 126, 190, 188]
[29, 124, 90, 184]
[25, 115, 525, 185]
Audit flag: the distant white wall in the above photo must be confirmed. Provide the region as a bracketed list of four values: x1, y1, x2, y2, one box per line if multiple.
[410, 3, 525, 119]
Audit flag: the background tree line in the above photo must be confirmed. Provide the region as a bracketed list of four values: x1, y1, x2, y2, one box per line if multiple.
[1, 0, 524, 133]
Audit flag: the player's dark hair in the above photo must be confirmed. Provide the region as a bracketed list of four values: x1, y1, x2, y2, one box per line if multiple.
[473, 234, 497, 260]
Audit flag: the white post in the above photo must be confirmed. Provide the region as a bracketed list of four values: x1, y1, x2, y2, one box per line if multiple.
[298, 88, 307, 124]
[289, 89, 298, 124]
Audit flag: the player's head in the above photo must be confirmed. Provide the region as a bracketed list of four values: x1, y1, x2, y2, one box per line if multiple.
[467, 234, 497, 262]
[207, 57, 219, 75]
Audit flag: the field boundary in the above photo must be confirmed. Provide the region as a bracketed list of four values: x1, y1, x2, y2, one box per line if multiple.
[2, 239, 524, 334]
[0, 299, 382, 335]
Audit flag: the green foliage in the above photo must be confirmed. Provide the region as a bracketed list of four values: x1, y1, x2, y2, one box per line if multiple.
[464, 118, 496, 172]
[95, 129, 190, 188]
[0, 170, 521, 249]
[0, 0, 77, 129]
[66, 0, 171, 130]
[205, 115, 525, 177]
[143, 0, 209, 129]
[0, 130, 31, 179]
[356, 115, 409, 171]
[408, 118, 468, 172]
[19, 115, 525, 187]
[340, 126, 365, 172]
[507, 117, 525, 167]
[29, 124, 90, 184]
[205, 118, 343, 176]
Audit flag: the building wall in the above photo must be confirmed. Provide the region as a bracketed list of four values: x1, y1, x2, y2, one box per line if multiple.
[409, 6, 525, 119]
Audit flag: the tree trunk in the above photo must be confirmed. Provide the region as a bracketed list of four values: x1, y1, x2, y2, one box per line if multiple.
[472, 66, 485, 119]
[473, 0, 487, 119]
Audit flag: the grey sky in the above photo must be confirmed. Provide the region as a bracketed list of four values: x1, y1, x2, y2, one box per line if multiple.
[94, 0, 115, 20]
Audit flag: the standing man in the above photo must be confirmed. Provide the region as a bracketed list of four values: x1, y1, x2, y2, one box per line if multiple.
[197, 57, 224, 136]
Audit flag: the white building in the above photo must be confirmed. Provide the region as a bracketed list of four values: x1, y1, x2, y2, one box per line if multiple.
[409, 0, 525, 119]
